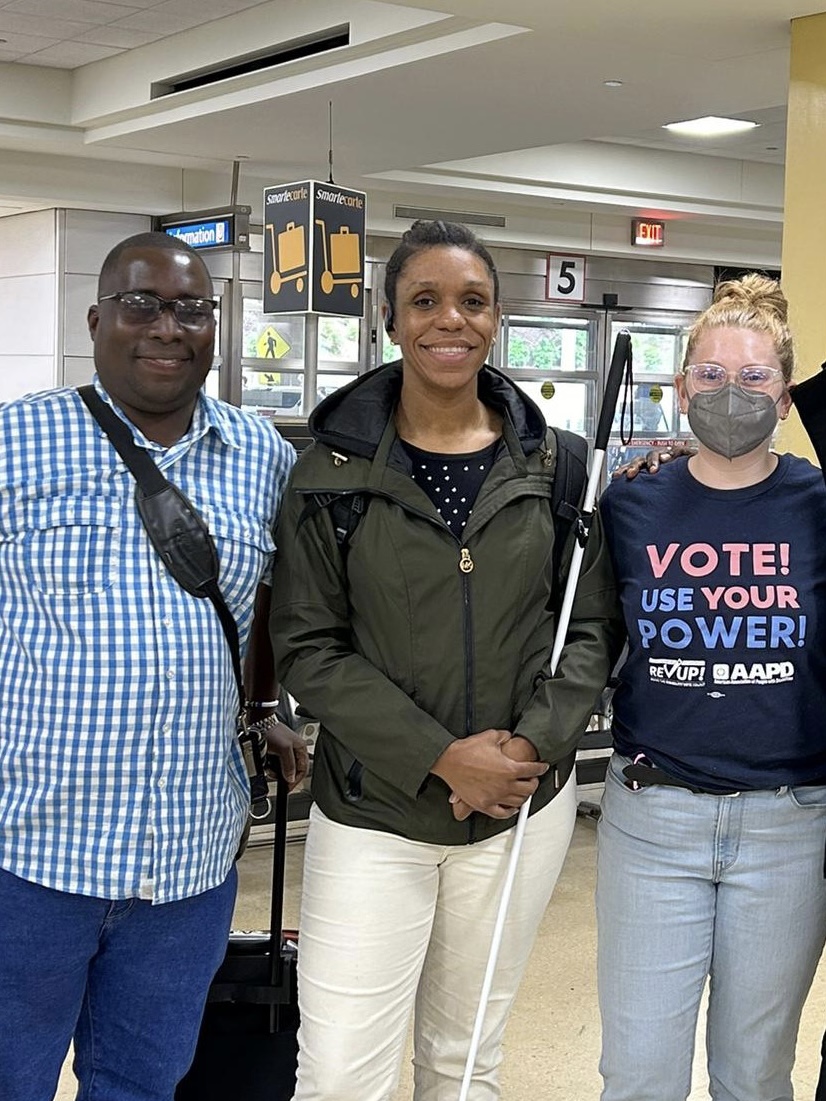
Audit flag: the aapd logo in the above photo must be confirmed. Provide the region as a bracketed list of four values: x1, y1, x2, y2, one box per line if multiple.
[712, 661, 794, 685]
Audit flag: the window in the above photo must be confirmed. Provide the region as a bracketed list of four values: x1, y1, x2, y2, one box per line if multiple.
[501, 315, 598, 438]
[606, 318, 693, 475]
[240, 297, 306, 418]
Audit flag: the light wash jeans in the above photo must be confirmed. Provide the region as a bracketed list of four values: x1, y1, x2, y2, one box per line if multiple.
[596, 752, 826, 1101]
[292, 776, 576, 1101]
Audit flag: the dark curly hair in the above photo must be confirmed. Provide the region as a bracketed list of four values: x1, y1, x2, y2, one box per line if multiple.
[384, 220, 500, 332]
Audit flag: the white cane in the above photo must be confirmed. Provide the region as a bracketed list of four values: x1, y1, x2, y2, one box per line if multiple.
[457, 330, 632, 1101]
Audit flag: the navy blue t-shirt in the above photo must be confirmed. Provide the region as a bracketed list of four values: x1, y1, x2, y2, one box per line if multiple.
[600, 454, 826, 790]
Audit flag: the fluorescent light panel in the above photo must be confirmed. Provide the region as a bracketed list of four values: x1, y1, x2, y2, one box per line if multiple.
[393, 205, 506, 228]
[663, 116, 760, 137]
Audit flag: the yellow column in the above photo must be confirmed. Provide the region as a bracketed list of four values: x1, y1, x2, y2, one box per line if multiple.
[778, 12, 826, 459]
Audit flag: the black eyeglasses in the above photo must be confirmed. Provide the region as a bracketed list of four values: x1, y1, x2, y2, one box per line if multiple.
[97, 291, 217, 329]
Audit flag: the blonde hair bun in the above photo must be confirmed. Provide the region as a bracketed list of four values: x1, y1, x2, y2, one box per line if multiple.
[684, 271, 794, 381]
[712, 273, 788, 325]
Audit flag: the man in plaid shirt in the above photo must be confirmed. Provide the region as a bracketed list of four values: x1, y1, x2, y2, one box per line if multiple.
[0, 232, 306, 1101]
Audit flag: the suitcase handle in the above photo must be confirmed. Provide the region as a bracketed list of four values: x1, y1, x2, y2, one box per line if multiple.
[268, 770, 290, 987]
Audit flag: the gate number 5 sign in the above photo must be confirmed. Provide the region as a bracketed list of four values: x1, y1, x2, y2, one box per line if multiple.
[545, 253, 586, 303]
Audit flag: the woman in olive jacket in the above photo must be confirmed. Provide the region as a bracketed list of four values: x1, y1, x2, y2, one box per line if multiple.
[271, 220, 623, 1101]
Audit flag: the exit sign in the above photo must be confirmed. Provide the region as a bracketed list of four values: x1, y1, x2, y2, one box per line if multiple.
[632, 219, 665, 248]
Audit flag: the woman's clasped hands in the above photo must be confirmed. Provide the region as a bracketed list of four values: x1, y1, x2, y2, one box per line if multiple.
[430, 729, 548, 821]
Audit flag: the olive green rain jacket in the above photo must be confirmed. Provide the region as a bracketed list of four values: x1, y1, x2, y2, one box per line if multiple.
[271, 362, 624, 845]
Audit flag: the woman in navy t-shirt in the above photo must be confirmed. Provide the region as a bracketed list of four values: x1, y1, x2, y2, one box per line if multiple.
[598, 274, 826, 1101]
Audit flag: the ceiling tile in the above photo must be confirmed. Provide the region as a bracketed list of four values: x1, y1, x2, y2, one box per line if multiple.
[110, 8, 197, 33]
[150, 0, 267, 15]
[0, 12, 92, 37]
[3, 0, 140, 25]
[0, 30, 58, 52]
[74, 23, 164, 47]
[20, 39, 124, 66]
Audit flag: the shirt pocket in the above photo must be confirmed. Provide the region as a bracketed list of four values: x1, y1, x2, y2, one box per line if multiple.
[206, 508, 276, 613]
[23, 497, 120, 596]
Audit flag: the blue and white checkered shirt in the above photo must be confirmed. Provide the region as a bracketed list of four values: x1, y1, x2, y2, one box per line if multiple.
[0, 380, 295, 903]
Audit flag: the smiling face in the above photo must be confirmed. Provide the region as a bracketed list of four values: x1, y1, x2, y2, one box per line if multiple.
[387, 245, 500, 398]
[87, 245, 215, 444]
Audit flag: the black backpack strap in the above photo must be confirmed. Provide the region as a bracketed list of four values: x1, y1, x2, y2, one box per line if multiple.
[549, 426, 589, 595]
[301, 491, 366, 559]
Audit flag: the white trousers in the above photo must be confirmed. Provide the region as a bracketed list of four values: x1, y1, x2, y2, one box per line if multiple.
[292, 775, 576, 1101]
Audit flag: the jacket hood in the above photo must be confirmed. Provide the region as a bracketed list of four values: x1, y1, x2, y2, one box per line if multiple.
[307, 360, 548, 459]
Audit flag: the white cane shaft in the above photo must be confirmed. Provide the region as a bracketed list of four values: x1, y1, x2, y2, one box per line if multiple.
[457, 797, 532, 1101]
[459, 446, 611, 1099]
[549, 446, 607, 674]
[549, 541, 585, 673]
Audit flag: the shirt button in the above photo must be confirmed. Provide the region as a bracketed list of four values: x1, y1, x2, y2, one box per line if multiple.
[165, 670, 175, 680]
[158, 778, 166, 790]
[162, 722, 172, 734]
[162, 617, 172, 628]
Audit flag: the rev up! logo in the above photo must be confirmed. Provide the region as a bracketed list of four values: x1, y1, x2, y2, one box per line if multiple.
[648, 658, 706, 687]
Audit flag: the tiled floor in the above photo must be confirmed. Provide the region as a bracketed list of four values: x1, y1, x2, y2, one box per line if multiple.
[54, 800, 826, 1099]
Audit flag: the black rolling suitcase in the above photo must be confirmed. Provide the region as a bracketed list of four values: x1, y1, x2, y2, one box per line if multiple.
[176, 775, 299, 1101]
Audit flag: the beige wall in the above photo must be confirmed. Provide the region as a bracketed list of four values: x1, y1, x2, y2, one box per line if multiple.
[777, 12, 826, 461]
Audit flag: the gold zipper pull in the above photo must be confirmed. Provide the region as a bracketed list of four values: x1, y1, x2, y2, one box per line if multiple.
[459, 548, 474, 574]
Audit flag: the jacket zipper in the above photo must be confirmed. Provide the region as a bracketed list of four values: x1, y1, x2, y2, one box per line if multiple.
[458, 545, 477, 843]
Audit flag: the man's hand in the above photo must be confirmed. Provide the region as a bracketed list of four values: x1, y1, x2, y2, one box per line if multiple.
[264, 722, 310, 790]
[612, 442, 696, 480]
[431, 729, 548, 820]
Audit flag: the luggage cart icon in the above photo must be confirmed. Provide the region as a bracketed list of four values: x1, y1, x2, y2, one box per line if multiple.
[315, 220, 362, 298]
[266, 221, 307, 295]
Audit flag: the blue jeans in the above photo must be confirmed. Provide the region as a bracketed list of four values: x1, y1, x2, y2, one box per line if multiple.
[596, 753, 826, 1101]
[0, 864, 237, 1101]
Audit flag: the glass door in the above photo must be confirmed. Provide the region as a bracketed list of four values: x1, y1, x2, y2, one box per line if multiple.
[235, 282, 367, 423]
[606, 312, 696, 475]
[495, 309, 601, 443]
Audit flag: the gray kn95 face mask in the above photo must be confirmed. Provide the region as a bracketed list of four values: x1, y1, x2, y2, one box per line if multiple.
[687, 384, 780, 460]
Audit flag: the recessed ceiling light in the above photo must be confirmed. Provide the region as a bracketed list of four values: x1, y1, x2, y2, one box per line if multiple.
[663, 116, 760, 137]
[603, 79, 623, 87]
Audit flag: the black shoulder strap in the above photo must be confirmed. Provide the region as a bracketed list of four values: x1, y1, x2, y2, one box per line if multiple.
[77, 386, 241, 698]
[330, 493, 365, 554]
[549, 426, 589, 587]
[302, 491, 366, 557]
[78, 386, 271, 811]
